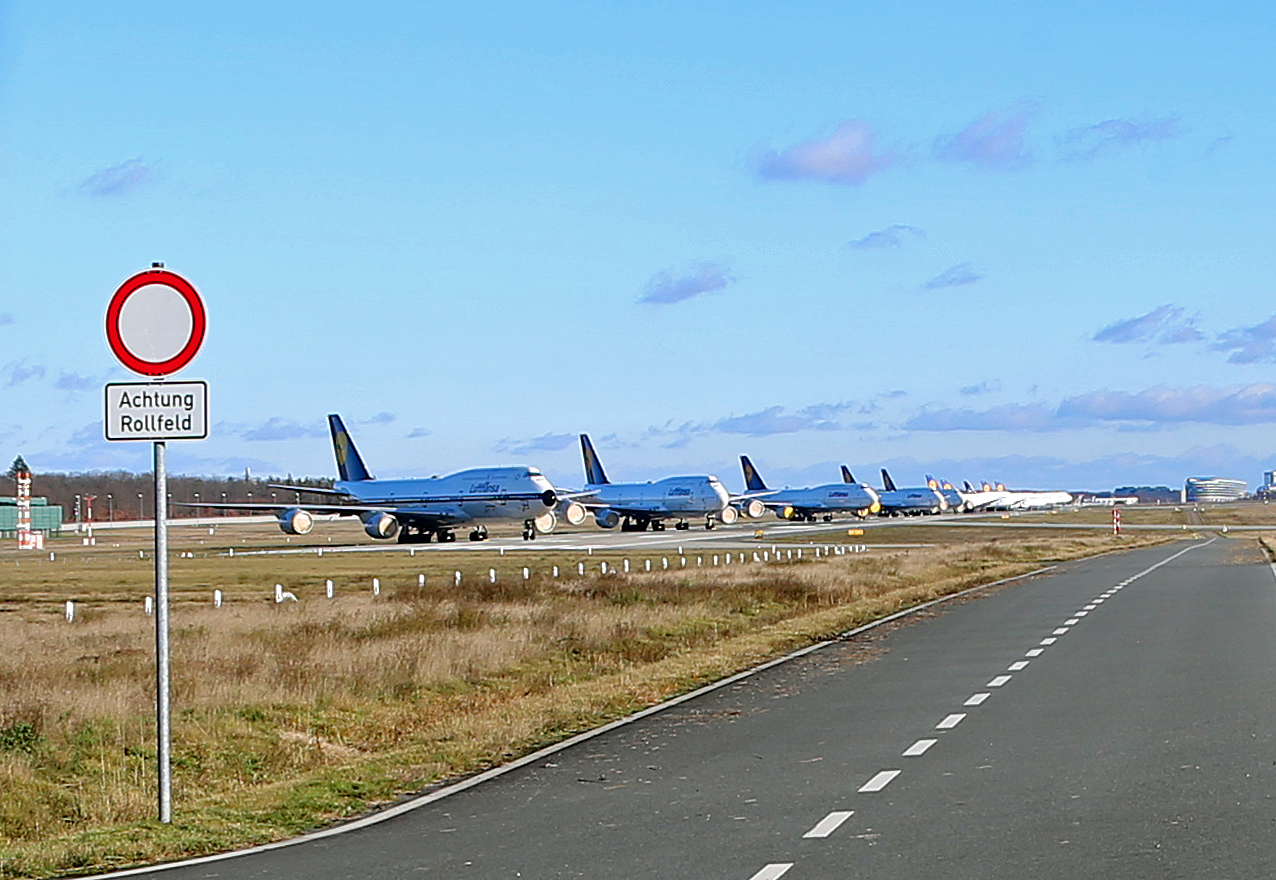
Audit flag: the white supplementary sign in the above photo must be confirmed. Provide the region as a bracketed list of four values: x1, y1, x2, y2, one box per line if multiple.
[104, 381, 208, 441]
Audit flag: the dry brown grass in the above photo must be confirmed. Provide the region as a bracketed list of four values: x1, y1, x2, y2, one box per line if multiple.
[0, 526, 1168, 876]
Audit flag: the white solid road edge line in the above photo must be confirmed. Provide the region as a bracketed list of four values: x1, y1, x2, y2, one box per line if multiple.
[803, 810, 855, 838]
[89, 547, 1221, 880]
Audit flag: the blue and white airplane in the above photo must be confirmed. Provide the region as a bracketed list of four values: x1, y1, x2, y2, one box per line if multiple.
[926, 475, 970, 512]
[876, 468, 947, 516]
[573, 434, 761, 531]
[198, 415, 574, 543]
[740, 456, 879, 521]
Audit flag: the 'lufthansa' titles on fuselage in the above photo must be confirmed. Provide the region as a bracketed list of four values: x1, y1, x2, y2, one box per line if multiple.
[104, 381, 208, 441]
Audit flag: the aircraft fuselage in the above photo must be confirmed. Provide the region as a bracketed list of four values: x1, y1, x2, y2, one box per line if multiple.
[338, 466, 557, 526]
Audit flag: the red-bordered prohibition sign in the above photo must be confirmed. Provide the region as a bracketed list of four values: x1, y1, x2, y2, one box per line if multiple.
[105, 269, 206, 376]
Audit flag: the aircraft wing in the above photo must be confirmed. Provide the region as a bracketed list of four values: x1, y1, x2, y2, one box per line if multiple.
[592, 505, 684, 518]
[268, 483, 345, 496]
[176, 501, 464, 526]
[728, 490, 777, 501]
[176, 501, 362, 517]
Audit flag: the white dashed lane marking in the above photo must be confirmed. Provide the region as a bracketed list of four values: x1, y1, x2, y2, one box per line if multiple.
[903, 739, 937, 757]
[803, 811, 854, 839]
[1040, 637, 1057, 645]
[748, 864, 793, 880]
[1052, 628, 1069, 635]
[965, 693, 990, 706]
[859, 770, 902, 793]
[1026, 648, 1044, 657]
[1008, 661, 1029, 671]
[1064, 619, 1079, 626]
[936, 713, 966, 729]
[987, 675, 1012, 688]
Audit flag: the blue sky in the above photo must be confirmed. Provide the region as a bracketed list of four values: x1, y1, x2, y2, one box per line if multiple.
[2, 1, 1275, 491]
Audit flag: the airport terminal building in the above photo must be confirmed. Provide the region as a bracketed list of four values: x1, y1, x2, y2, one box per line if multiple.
[1184, 477, 1248, 503]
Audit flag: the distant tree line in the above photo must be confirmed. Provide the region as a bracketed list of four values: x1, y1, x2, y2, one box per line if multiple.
[2, 459, 332, 521]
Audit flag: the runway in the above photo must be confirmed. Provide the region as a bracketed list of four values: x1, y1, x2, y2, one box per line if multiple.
[95, 536, 1276, 878]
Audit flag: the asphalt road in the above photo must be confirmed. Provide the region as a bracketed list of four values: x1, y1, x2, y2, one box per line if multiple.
[110, 536, 1276, 879]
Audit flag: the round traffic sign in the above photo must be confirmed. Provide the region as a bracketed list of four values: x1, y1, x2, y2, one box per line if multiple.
[106, 268, 206, 376]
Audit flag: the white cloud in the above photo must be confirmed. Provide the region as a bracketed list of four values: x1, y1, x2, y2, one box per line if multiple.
[758, 120, 895, 185]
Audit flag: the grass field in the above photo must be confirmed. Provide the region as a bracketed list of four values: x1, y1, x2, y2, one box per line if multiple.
[0, 517, 1202, 876]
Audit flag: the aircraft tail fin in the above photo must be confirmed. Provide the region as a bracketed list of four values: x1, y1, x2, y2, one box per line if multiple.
[926, 474, 939, 490]
[881, 468, 898, 492]
[740, 455, 768, 492]
[328, 414, 373, 482]
[964, 481, 975, 493]
[580, 434, 610, 485]
[841, 465, 855, 484]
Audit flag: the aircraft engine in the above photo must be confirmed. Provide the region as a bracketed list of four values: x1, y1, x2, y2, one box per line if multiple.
[719, 505, 739, 525]
[362, 511, 400, 540]
[779, 505, 796, 520]
[559, 500, 588, 526]
[594, 508, 620, 529]
[277, 508, 314, 536]
[742, 499, 767, 519]
[533, 512, 557, 534]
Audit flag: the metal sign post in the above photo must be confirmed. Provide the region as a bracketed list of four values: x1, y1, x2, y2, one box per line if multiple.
[154, 440, 171, 822]
[103, 263, 207, 823]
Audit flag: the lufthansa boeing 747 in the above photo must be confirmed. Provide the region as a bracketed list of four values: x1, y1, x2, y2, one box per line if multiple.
[573, 434, 766, 531]
[194, 415, 578, 542]
[740, 455, 879, 521]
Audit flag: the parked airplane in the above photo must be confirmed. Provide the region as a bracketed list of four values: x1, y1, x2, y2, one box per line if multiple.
[574, 434, 763, 531]
[992, 488, 1075, 510]
[876, 468, 947, 516]
[961, 480, 1072, 510]
[926, 475, 970, 512]
[960, 480, 1010, 510]
[740, 456, 879, 521]
[194, 415, 575, 543]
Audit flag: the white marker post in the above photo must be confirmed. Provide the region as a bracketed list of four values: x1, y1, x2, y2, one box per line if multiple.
[103, 264, 207, 825]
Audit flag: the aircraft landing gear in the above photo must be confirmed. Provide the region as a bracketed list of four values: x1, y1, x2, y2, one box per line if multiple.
[468, 526, 489, 542]
[652, 520, 666, 531]
[621, 518, 651, 532]
[822, 514, 833, 522]
[675, 521, 690, 531]
[398, 525, 433, 543]
[522, 519, 537, 540]
[704, 517, 716, 530]
[436, 529, 456, 542]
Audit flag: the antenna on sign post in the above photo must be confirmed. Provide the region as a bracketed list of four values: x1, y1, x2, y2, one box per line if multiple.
[104, 265, 208, 824]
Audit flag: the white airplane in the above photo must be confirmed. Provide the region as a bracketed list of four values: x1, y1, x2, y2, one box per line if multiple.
[574, 434, 764, 531]
[959, 480, 1011, 510]
[197, 414, 578, 543]
[995, 489, 1074, 509]
[740, 456, 880, 521]
[967, 480, 1073, 510]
